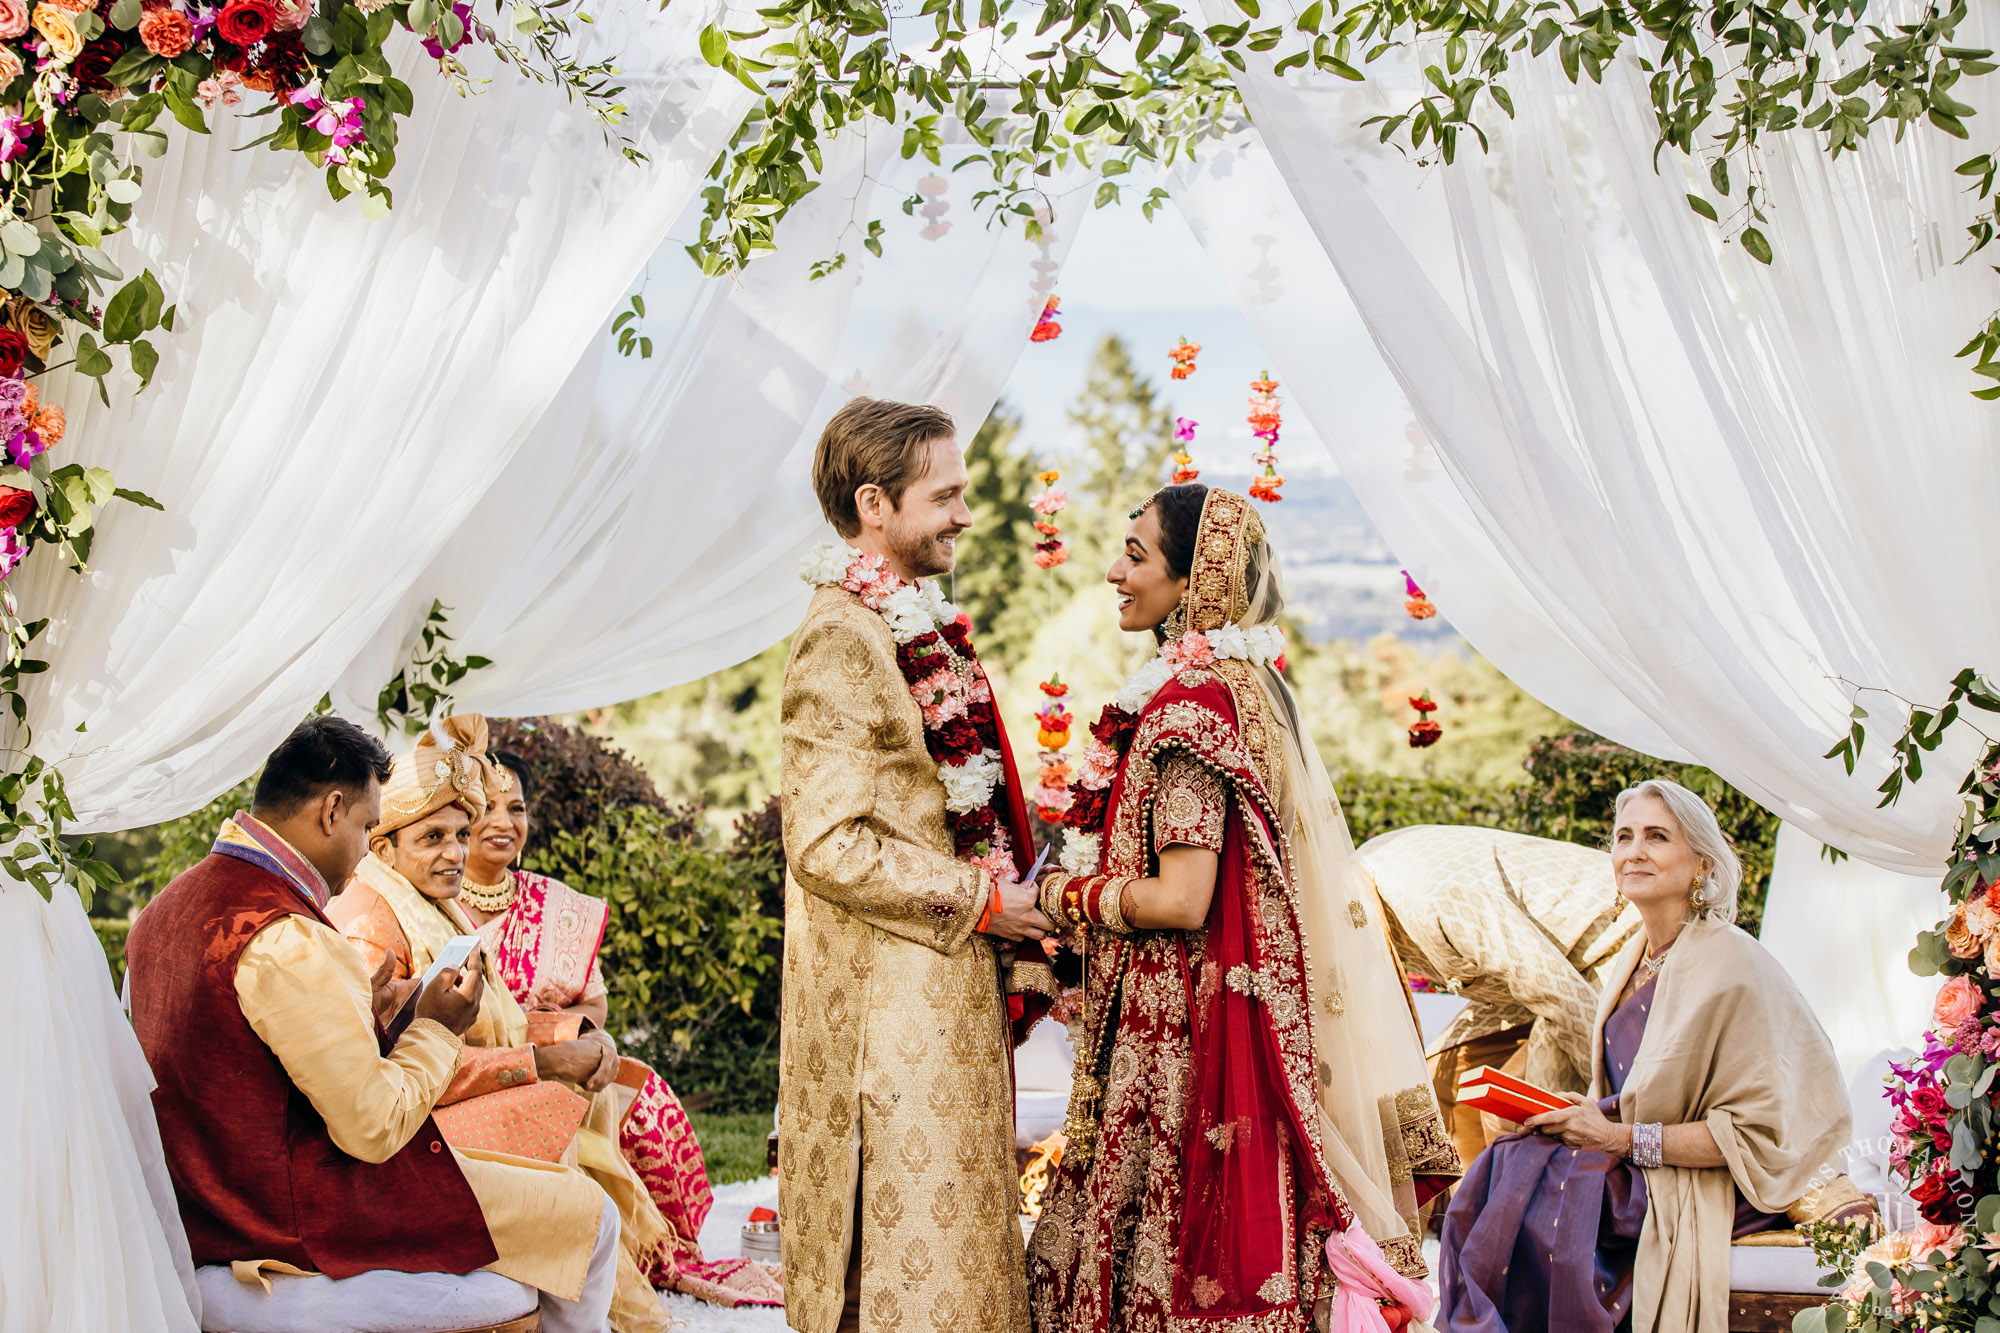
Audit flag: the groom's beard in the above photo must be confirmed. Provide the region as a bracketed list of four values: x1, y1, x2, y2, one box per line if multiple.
[889, 522, 963, 578]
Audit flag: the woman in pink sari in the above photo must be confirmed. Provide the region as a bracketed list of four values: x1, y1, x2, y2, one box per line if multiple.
[456, 738, 782, 1310]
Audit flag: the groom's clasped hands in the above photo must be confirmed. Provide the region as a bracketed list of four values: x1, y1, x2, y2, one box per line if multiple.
[978, 868, 1055, 942]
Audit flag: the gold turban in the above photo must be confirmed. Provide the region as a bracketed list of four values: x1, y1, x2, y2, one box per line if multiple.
[375, 714, 500, 838]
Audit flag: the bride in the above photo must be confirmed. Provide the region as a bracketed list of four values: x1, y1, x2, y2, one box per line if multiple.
[1025, 484, 1459, 1333]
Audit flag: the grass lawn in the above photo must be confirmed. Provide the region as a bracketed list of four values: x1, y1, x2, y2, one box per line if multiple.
[689, 1110, 773, 1185]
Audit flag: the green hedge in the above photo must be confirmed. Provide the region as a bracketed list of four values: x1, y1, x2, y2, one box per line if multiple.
[1337, 730, 1779, 936]
[92, 917, 130, 987]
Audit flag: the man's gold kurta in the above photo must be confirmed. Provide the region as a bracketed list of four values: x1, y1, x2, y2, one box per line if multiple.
[777, 584, 1028, 1333]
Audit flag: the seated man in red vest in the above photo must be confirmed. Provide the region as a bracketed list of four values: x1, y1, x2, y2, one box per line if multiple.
[127, 716, 623, 1333]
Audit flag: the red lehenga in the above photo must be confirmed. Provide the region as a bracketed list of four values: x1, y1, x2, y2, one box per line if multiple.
[477, 870, 784, 1309]
[1026, 487, 1458, 1333]
[1027, 671, 1348, 1333]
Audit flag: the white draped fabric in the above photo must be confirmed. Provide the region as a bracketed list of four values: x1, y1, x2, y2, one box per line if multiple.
[3, 11, 748, 1329]
[1759, 823, 1938, 1082]
[331, 137, 1086, 721]
[1, 884, 200, 1332]
[19, 1, 751, 835]
[1197, 19, 2000, 871]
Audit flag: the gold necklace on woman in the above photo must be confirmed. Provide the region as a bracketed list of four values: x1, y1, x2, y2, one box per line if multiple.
[459, 873, 519, 915]
[1635, 938, 1675, 987]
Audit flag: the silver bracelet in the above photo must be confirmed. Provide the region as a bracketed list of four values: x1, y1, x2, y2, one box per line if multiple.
[1631, 1121, 1664, 1170]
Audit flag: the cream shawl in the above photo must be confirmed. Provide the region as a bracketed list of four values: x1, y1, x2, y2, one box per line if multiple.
[1593, 917, 1850, 1333]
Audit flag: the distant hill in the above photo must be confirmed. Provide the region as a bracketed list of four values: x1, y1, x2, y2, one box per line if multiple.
[1198, 468, 1460, 646]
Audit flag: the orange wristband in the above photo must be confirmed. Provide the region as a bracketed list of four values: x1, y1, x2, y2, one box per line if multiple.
[975, 881, 1004, 933]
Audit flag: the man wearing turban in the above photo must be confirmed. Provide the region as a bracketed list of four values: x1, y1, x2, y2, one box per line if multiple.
[329, 716, 674, 1333]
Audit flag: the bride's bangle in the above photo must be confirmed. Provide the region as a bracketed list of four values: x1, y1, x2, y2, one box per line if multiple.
[1084, 876, 1134, 935]
[1631, 1121, 1664, 1169]
[1039, 872, 1080, 931]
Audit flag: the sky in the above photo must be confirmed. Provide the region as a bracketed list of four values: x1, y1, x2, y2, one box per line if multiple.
[992, 180, 1339, 483]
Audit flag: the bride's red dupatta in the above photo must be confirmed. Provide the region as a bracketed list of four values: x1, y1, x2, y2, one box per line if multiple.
[1109, 674, 1348, 1323]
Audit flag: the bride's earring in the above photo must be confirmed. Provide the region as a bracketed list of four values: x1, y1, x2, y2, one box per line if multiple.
[1160, 599, 1188, 641]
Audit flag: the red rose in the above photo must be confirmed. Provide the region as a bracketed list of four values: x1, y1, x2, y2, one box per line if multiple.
[0, 485, 33, 529]
[1912, 1086, 1949, 1120]
[215, 0, 274, 46]
[0, 328, 25, 377]
[70, 38, 121, 92]
[1910, 1170, 1964, 1224]
[931, 718, 981, 759]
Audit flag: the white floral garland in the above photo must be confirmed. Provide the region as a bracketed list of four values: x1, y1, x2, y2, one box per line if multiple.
[800, 542, 1008, 841]
[1058, 622, 1287, 876]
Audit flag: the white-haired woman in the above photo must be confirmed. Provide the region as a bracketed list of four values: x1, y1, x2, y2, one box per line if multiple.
[1438, 778, 1871, 1333]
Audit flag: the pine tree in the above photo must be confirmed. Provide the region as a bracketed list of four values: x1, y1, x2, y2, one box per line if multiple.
[1066, 333, 1178, 578]
[949, 400, 1043, 670]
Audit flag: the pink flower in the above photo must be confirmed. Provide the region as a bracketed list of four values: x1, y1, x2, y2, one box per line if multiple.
[0, 0, 26, 38]
[1937, 975, 1983, 1029]
[911, 667, 970, 726]
[0, 525, 26, 579]
[1174, 416, 1198, 441]
[0, 110, 37, 164]
[1164, 631, 1216, 671]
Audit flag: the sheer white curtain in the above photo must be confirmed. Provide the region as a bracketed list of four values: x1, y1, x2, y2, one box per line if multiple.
[332, 134, 1088, 721]
[3, 15, 748, 1327]
[1206, 14, 2000, 871]
[19, 0, 751, 835]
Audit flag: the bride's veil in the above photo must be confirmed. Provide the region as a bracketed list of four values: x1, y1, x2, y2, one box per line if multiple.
[1229, 514, 1458, 1265]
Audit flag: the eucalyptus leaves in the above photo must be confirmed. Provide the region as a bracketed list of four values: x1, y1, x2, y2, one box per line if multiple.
[693, 0, 2000, 395]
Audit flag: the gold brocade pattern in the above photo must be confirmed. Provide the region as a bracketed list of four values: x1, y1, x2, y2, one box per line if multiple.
[778, 587, 1028, 1333]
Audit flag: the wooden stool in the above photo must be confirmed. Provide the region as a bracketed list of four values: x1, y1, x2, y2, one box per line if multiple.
[1729, 1291, 1821, 1332]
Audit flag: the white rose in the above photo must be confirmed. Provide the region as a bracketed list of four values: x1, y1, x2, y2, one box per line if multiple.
[880, 585, 938, 643]
[799, 542, 853, 587]
[1245, 625, 1285, 664]
[1116, 657, 1176, 714]
[920, 581, 956, 625]
[1207, 624, 1248, 659]
[938, 748, 1003, 812]
[1059, 832, 1103, 876]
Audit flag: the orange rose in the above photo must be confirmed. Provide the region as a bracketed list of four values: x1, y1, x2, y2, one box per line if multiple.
[1947, 901, 1984, 959]
[31, 4, 81, 61]
[137, 6, 192, 55]
[29, 400, 62, 447]
[1936, 974, 1983, 1029]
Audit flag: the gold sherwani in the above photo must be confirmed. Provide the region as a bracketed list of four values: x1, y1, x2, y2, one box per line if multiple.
[1357, 825, 1639, 1091]
[777, 584, 1028, 1333]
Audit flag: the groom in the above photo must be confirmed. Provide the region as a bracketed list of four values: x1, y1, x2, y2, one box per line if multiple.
[779, 397, 1049, 1333]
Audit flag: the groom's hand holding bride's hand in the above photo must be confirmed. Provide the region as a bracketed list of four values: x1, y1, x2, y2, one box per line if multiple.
[980, 875, 1053, 942]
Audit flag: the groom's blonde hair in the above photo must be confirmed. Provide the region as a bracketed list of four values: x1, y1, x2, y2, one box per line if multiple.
[813, 397, 957, 538]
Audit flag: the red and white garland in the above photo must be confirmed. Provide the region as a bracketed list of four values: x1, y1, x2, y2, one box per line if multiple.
[800, 543, 1016, 883]
[1055, 623, 1287, 873]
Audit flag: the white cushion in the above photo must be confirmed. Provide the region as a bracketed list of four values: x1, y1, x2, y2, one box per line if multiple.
[196, 1266, 537, 1333]
[1729, 1242, 1839, 1296]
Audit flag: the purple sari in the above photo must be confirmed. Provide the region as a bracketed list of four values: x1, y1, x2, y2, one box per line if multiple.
[1438, 974, 1780, 1331]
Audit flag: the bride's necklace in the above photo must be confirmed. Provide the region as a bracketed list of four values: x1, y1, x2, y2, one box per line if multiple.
[459, 874, 519, 915]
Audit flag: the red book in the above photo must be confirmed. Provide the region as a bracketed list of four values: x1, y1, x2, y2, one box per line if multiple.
[1455, 1065, 1569, 1124]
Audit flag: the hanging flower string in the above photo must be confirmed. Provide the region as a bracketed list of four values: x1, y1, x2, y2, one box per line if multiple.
[1032, 675, 1075, 822]
[1031, 469, 1069, 568]
[1247, 371, 1285, 502]
[1168, 336, 1199, 380]
[1407, 691, 1442, 748]
[1172, 416, 1200, 484]
[1403, 571, 1437, 621]
[1031, 295, 1063, 342]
